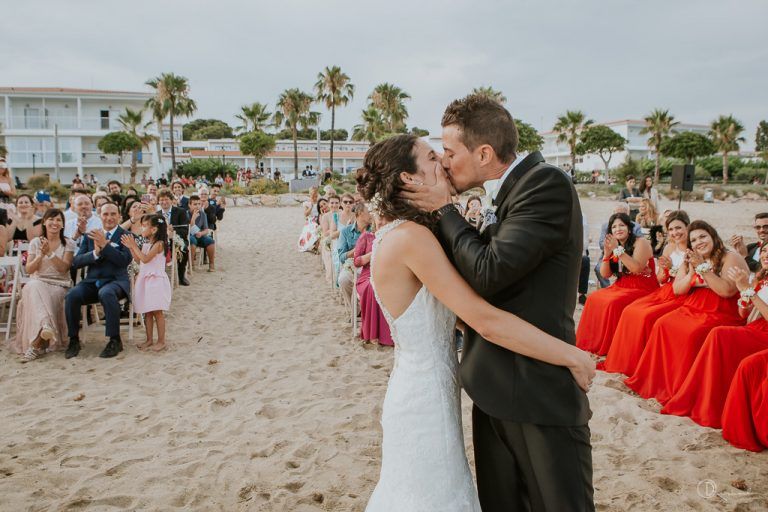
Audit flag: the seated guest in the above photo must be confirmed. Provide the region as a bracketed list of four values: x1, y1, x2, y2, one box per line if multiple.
[576, 212, 658, 355]
[661, 247, 768, 427]
[601, 211, 690, 375]
[210, 184, 226, 223]
[158, 190, 190, 286]
[107, 180, 124, 207]
[319, 195, 341, 284]
[337, 203, 371, 312]
[63, 190, 89, 224]
[594, 202, 643, 288]
[34, 191, 53, 219]
[7, 194, 43, 243]
[721, 349, 768, 452]
[353, 221, 393, 346]
[303, 187, 319, 219]
[625, 220, 748, 403]
[94, 195, 111, 217]
[730, 212, 768, 272]
[11, 209, 76, 361]
[172, 181, 189, 210]
[618, 174, 642, 219]
[146, 183, 158, 197]
[198, 188, 219, 232]
[121, 196, 137, 223]
[188, 194, 216, 272]
[635, 198, 658, 230]
[463, 195, 483, 230]
[578, 214, 591, 305]
[64, 195, 103, 244]
[64, 203, 133, 359]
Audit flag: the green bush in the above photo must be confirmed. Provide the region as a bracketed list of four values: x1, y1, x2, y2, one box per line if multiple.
[247, 179, 288, 195]
[48, 181, 69, 200]
[734, 167, 766, 183]
[27, 174, 50, 190]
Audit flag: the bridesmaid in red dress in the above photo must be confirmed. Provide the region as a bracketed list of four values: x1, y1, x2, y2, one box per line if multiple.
[354, 225, 394, 346]
[662, 245, 768, 427]
[721, 349, 768, 452]
[576, 213, 658, 355]
[600, 211, 690, 375]
[625, 221, 748, 404]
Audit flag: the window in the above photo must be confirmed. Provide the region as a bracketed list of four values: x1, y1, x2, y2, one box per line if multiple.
[100, 110, 110, 130]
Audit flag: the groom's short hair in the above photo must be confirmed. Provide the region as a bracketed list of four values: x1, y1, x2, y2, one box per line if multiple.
[441, 94, 518, 163]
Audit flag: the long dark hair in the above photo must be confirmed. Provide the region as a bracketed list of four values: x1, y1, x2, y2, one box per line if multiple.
[141, 213, 168, 252]
[687, 220, 727, 273]
[122, 196, 137, 222]
[756, 244, 768, 283]
[639, 175, 653, 194]
[356, 134, 436, 228]
[41, 208, 67, 245]
[607, 212, 637, 275]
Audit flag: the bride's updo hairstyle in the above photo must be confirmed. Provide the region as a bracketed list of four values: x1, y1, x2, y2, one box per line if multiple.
[356, 134, 436, 228]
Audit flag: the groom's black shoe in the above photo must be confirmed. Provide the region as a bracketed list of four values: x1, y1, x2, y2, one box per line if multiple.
[99, 337, 123, 358]
[65, 338, 81, 359]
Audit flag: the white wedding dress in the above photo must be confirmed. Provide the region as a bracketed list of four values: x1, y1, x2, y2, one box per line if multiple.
[366, 220, 481, 512]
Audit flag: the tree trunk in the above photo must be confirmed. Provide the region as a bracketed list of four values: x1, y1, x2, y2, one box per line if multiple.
[722, 153, 729, 185]
[169, 110, 176, 181]
[119, 153, 125, 183]
[292, 126, 299, 180]
[654, 149, 661, 185]
[130, 149, 138, 184]
[329, 105, 335, 175]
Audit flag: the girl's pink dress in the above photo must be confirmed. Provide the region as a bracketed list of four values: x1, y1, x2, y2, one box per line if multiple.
[354, 232, 393, 346]
[133, 243, 172, 313]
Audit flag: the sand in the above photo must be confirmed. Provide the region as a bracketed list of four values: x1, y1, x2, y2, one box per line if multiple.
[0, 197, 766, 511]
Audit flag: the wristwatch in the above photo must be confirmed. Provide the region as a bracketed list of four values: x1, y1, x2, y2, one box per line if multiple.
[434, 203, 457, 220]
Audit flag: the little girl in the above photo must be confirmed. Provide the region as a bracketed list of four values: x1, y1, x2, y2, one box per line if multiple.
[121, 214, 172, 351]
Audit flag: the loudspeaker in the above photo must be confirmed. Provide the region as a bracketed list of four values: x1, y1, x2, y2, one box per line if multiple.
[671, 164, 695, 192]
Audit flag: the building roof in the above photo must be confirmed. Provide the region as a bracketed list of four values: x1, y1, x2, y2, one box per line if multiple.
[0, 87, 151, 97]
[539, 118, 710, 136]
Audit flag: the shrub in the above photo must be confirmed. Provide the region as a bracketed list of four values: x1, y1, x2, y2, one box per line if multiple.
[177, 159, 239, 180]
[27, 174, 50, 190]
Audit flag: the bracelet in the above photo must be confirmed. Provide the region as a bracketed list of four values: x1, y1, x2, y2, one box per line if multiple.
[602, 256, 611, 262]
[737, 288, 756, 309]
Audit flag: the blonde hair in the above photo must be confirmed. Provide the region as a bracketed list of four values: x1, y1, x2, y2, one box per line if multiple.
[636, 198, 658, 228]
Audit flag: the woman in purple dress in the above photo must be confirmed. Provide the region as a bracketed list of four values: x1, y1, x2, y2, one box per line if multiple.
[354, 221, 393, 346]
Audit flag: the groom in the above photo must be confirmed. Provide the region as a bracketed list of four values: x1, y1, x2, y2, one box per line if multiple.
[404, 95, 593, 511]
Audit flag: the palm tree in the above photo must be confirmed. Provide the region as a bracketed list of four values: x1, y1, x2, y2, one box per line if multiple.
[471, 86, 507, 104]
[352, 106, 386, 146]
[552, 110, 593, 175]
[709, 114, 746, 184]
[273, 88, 320, 180]
[369, 83, 410, 133]
[145, 73, 197, 180]
[639, 109, 679, 185]
[118, 108, 156, 183]
[235, 102, 272, 134]
[315, 66, 354, 175]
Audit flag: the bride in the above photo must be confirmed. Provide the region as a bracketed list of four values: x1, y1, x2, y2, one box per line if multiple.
[358, 134, 595, 511]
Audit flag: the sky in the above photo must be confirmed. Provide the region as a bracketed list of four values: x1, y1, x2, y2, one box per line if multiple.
[2, 0, 766, 149]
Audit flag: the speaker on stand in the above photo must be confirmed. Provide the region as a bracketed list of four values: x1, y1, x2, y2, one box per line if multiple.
[671, 164, 695, 210]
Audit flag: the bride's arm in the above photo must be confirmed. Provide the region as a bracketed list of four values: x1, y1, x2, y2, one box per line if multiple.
[398, 223, 595, 391]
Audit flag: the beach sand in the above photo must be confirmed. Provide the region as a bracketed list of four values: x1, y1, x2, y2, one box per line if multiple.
[1, 197, 767, 511]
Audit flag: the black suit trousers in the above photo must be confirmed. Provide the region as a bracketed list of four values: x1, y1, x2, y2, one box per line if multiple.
[65, 281, 127, 339]
[473, 405, 594, 512]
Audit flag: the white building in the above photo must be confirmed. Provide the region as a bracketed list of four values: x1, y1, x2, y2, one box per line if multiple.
[0, 87, 163, 183]
[540, 119, 711, 172]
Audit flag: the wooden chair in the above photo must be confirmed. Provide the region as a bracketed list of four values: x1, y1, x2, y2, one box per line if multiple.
[0, 253, 22, 341]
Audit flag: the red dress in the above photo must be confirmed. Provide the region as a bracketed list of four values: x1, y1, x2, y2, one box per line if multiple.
[576, 258, 658, 355]
[721, 349, 768, 452]
[661, 317, 768, 427]
[625, 286, 744, 404]
[599, 281, 686, 375]
[354, 232, 393, 346]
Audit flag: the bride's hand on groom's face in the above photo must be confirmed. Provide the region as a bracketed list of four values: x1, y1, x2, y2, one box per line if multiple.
[400, 163, 455, 213]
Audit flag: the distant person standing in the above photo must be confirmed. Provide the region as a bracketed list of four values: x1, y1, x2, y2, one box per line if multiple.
[618, 175, 642, 219]
[639, 175, 659, 211]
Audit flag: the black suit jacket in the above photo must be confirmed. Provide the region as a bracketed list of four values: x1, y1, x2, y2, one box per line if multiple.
[745, 242, 761, 272]
[71, 226, 133, 296]
[166, 206, 190, 241]
[436, 151, 591, 426]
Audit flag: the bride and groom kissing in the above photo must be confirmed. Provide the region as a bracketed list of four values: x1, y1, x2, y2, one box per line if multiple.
[357, 94, 596, 511]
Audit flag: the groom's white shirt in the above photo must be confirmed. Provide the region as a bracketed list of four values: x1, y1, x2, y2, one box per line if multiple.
[482, 155, 522, 206]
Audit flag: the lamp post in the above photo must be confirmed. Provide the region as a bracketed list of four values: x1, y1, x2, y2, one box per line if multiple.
[32, 153, 36, 175]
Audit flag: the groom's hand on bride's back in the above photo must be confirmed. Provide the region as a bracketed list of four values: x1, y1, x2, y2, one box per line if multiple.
[400, 164, 455, 213]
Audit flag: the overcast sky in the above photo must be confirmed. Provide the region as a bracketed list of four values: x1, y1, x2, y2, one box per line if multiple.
[3, 0, 766, 149]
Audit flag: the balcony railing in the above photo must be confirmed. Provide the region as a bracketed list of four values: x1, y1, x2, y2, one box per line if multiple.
[81, 152, 152, 165]
[6, 115, 134, 131]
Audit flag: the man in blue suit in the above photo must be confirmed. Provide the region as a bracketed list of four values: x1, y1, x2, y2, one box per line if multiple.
[65, 202, 133, 358]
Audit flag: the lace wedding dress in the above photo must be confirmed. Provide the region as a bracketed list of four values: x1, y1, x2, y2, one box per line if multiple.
[365, 220, 481, 512]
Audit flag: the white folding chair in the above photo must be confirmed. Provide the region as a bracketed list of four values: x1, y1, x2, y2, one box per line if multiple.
[0, 253, 22, 341]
